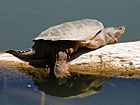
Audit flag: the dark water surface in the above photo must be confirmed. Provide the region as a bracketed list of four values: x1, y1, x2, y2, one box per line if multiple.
[0, 0, 140, 105]
[0, 65, 140, 105]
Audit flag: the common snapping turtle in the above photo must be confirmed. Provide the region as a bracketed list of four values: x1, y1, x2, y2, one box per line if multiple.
[7, 19, 125, 78]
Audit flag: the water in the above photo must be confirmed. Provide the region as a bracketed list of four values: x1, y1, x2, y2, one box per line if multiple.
[0, 65, 140, 105]
[0, 0, 140, 105]
[0, 0, 140, 50]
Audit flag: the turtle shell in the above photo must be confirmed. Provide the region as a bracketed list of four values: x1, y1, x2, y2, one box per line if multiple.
[34, 19, 104, 41]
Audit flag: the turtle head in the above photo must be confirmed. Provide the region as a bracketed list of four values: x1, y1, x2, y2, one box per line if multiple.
[105, 26, 125, 44]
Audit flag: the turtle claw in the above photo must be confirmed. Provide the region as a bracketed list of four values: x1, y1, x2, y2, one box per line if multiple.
[54, 51, 71, 78]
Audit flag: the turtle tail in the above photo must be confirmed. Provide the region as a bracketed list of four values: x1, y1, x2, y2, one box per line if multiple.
[6, 48, 36, 60]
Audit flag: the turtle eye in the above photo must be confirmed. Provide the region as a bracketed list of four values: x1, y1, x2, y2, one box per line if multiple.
[119, 26, 125, 30]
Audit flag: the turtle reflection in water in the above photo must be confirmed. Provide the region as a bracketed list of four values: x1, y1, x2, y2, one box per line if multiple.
[6, 19, 125, 78]
[0, 65, 111, 98]
[35, 74, 111, 98]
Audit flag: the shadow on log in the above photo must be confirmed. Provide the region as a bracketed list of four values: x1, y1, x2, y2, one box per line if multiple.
[0, 41, 140, 79]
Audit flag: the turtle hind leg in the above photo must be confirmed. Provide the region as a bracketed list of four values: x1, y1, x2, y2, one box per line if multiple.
[54, 51, 70, 78]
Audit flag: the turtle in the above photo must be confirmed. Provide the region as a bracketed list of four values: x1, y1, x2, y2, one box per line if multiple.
[6, 19, 125, 78]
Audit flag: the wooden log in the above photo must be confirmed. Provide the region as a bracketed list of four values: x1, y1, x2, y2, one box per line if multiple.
[0, 41, 140, 78]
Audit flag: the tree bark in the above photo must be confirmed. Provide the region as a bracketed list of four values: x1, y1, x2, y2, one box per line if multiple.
[0, 41, 140, 78]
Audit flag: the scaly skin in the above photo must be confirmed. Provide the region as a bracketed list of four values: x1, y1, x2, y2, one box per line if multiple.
[54, 51, 70, 78]
[6, 49, 36, 60]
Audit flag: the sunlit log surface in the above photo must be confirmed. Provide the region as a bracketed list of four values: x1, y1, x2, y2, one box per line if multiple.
[0, 41, 140, 78]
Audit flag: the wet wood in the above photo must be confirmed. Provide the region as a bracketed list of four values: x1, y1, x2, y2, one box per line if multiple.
[0, 41, 140, 78]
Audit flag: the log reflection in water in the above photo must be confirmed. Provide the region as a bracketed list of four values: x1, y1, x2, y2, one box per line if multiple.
[16, 65, 111, 98]
[0, 65, 111, 98]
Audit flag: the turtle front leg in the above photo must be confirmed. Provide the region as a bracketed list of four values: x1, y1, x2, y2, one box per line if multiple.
[54, 51, 70, 78]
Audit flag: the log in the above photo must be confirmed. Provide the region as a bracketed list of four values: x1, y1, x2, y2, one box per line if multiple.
[0, 41, 140, 78]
